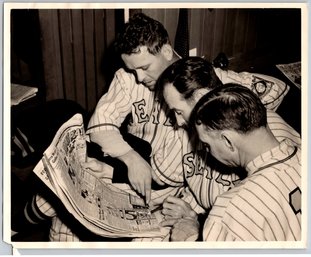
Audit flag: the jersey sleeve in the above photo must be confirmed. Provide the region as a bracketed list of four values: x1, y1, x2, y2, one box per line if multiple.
[202, 218, 236, 241]
[86, 69, 134, 157]
[267, 109, 301, 148]
[150, 128, 185, 187]
[11, 193, 56, 234]
[202, 193, 241, 241]
[34, 193, 57, 218]
[180, 187, 206, 215]
[87, 68, 133, 133]
[215, 68, 289, 111]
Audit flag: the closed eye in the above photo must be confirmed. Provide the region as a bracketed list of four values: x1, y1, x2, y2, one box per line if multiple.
[174, 110, 182, 116]
[141, 65, 149, 71]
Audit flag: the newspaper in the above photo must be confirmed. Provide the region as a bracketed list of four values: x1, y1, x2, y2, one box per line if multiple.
[11, 83, 38, 106]
[33, 113, 165, 238]
[276, 61, 301, 90]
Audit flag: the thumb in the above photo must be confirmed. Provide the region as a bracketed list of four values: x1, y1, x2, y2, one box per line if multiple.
[145, 181, 151, 205]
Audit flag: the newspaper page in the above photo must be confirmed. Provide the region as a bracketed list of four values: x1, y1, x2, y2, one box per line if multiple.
[11, 83, 38, 105]
[276, 61, 301, 90]
[33, 114, 164, 238]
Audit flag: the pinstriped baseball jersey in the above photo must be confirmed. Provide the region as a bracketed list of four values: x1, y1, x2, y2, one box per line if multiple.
[32, 68, 295, 241]
[179, 109, 301, 214]
[87, 68, 185, 188]
[214, 68, 290, 111]
[202, 139, 301, 241]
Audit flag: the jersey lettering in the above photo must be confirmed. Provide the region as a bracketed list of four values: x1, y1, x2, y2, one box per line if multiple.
[133, 99, 173, 127]
[183, 150, 240, 190]
[289, 187, 301, 215]
[133, 99, 149, 123]
[150, 100, 160, 124]
[183, 152, 196, 177]
[215, 173, 233, 187]
[183, 151, 213, 179]
[251, 75, 274, 99]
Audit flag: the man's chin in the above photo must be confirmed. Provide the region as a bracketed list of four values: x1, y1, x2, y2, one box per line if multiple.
[145, 84, 155, 91]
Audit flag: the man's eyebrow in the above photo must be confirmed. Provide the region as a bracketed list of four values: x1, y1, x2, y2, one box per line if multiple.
[171, 108, 182, 115]
[173, 108, 181, 113]
[134, 64, 149, 70]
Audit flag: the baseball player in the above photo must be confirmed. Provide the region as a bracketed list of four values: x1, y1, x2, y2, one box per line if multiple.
[166, 84, 301, 241]
[17, 16, 296, 242]
[156, 58, 301, 241]
[86, 13, 185, 207]
[15, 13, 186, 242]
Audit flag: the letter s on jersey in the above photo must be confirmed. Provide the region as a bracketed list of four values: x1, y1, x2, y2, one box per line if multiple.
[183, 152, 196, 178]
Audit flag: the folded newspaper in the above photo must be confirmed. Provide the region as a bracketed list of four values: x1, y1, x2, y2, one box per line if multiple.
[33, 113, 165, 238]
[11, 83, 38, 106]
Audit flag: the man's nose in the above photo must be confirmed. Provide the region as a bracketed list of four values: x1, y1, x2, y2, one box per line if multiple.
[136, 69, 146, 83]
[176, 115, 186, 127]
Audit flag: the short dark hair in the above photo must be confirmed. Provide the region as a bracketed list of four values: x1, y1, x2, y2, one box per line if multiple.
[157, 56, 223, 100]
[190, 83, 267, 134]
[114, 13, 170, 55]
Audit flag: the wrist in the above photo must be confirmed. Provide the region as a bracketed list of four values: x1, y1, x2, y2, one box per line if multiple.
[118, 149, 135, 163]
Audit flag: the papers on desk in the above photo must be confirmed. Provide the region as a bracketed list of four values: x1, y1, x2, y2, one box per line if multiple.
[276, 61, 301, 90]
[11, 83, 38, 106]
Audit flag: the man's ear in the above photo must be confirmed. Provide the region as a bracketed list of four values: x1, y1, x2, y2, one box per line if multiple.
[161, 44, 174, 61]
[221, 132, 235, 152]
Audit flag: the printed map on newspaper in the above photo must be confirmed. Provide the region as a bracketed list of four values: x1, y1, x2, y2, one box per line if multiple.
[33, 114, 166, 238]
[276, 61, 301, 90]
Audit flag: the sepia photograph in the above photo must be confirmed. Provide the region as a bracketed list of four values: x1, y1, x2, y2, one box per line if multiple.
[2, 2, 307, 252]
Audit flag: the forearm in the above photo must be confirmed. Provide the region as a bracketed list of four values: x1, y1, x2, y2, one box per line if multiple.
[89, 130, 132, 158]
[87, 69, 135, 153]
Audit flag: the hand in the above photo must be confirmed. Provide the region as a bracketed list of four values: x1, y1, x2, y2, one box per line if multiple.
[171, 217, 200, 241]
[119, 150, 153, 204]
[162, 196, 198, 220]
[81, 157, 113, 179]
[160, 217, 199, 241]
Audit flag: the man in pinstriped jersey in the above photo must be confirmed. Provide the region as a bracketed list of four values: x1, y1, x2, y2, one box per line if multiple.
[163, 84, 301, 241]
[16, 14, 295, 242]
[15, 13, 197, 242]
[12, 13, 185, 241]
[86, 12, 291, 208]
[86, 13, 185, 207]
[155, 57, 300, 226]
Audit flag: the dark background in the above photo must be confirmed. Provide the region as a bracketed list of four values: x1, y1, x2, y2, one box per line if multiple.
[11, 8, 301, 120]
